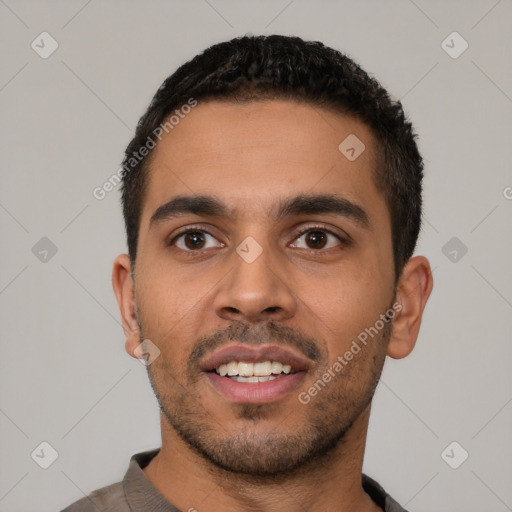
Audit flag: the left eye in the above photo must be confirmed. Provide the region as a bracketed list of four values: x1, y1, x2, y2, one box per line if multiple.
[291, 229, 343, 250]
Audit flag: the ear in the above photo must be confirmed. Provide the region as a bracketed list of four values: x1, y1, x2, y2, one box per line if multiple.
[387, 255, 434, 359]
[112, 254, 140, 359]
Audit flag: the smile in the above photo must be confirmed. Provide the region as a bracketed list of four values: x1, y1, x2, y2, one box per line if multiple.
[214, 360, 295, 382]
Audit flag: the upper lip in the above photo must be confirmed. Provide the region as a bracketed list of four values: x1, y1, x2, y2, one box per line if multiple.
[200, 344, 313, 372]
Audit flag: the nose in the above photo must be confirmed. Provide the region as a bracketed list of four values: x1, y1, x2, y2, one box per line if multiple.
[213, 242, 297, 324]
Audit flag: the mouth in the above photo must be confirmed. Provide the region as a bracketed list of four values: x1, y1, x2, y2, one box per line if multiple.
[201, 345, 311, 404]
[209, 360, 297, 382]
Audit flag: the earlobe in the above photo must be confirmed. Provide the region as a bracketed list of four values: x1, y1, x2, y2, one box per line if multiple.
[112, 254, 140, 358]
[386, 256, 434, 360]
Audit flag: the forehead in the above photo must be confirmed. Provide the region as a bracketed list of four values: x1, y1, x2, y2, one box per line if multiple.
[140, 99, 387, 226]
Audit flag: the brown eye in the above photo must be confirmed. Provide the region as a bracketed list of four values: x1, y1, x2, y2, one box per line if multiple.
[171, 229, 223, 251]
[305, 231, 328, 249]
[183, 232, 206, 250]
[291, 228, 344, 251]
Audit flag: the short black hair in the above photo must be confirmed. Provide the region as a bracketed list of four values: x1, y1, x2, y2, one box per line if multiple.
[121, 34, 424, 281]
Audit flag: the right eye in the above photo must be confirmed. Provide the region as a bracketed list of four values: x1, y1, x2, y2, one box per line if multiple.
[170, 229, 224, 251]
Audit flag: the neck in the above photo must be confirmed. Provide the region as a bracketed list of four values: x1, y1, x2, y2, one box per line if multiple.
[143, 403, 382, 512]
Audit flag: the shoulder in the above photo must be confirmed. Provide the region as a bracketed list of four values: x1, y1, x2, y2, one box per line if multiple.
[59, 448, 161, 512]
[60, 481, 129, 512]
[362, 473, 410, 512]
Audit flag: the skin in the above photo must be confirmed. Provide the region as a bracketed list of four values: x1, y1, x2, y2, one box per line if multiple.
[112, 99, 433, 512]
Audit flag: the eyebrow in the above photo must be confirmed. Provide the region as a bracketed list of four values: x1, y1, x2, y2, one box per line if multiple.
[149, 193, 370, 229]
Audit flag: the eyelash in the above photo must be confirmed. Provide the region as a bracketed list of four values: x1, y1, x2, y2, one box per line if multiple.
[168, 224, 350, 252]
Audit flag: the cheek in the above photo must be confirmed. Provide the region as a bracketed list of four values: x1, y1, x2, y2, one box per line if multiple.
[134, 269, 201, 361]
[137, 257, 202, 316]
[301, 263, 392, 355]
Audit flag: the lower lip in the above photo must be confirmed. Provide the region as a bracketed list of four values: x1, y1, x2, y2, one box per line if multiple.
[204, 371, 306, 404]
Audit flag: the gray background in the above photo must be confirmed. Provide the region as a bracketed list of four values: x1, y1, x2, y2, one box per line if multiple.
[1, 1, 511, 511]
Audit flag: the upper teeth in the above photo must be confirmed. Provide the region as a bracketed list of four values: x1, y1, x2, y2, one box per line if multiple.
[216, 361, 292, 377]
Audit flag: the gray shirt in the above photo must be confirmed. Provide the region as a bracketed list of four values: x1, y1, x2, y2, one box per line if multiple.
[61, 449, 409, 512]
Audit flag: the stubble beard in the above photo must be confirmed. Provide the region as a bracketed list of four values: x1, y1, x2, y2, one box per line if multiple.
[143, 318, 391, 479]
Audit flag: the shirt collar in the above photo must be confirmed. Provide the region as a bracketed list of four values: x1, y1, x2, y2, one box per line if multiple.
[123, 448, 406, 512]
[123, 448, 179, 512]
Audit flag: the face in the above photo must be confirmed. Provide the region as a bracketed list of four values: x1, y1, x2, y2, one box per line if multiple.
[129, 99, 397, 476]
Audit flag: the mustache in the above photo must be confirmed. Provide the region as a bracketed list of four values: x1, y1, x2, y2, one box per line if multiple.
[188, 319, 322, 370]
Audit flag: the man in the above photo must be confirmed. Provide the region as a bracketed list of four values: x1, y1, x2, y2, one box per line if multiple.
[62, 34, 433, 512]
